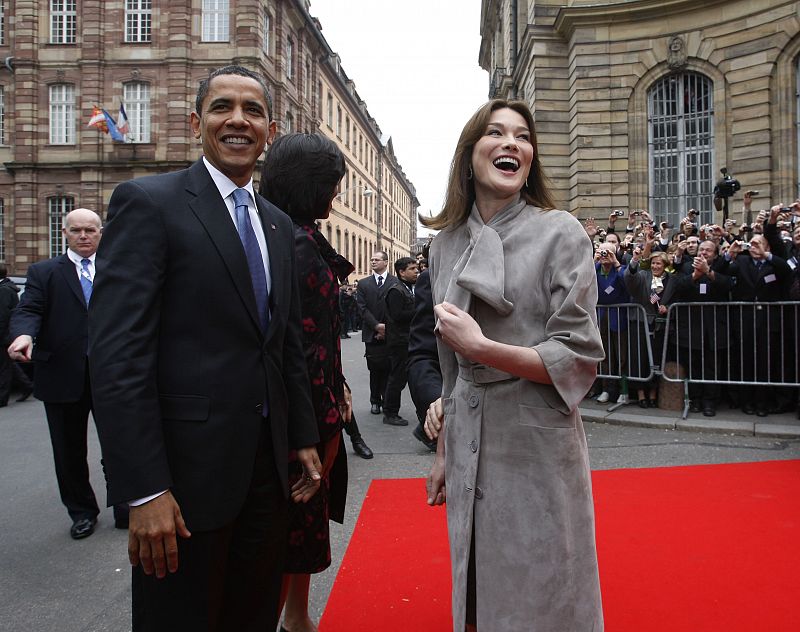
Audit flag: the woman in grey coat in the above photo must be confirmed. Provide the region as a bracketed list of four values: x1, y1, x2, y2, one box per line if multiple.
[422, 100, 605, 631]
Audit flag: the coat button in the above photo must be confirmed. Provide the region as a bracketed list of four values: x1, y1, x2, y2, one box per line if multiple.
[475, 486, 484, 499]
[255, 403, 263, 414]
[469, 440, 477, 453]
[468, 395, 479, 408]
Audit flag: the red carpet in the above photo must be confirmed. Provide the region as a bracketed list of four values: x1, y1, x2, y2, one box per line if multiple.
[320, 460, 800, 631]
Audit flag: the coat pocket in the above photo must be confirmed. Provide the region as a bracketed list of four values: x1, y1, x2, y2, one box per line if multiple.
[517, 382, 573, 430]
[159, 394, 210, 422]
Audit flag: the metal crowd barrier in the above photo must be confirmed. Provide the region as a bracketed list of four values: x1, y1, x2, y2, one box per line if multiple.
[660, 301, 800, 386]
[594, 301, 800, 418]
[595, 303, 656, 412]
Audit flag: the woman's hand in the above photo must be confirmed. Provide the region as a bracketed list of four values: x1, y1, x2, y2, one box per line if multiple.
[426, 454, 446, 506]
[434, 302, 487, 361]
[424, 397, 444, 440]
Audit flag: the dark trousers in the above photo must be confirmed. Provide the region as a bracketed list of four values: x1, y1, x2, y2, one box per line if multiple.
[0, 352, 12, 405]
[383, 344, 409, 416]
[132, 425, 286, 632]
[684, 346, 720, 406]
[43, 381, 100, 523]
[44, 371, 128, 524]
[342, 411, 364, 442]
[407, 357, 442, 428]
[365, 341, 390, 406]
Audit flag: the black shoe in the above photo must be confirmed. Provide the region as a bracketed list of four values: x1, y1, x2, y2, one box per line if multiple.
[689, 401, 701, 413]
[370, 403, 381, 415]
[0, 401, 7, 408]
[351, 438, 374, 459]
[70, 517, 97, 540]
[340, 334, 350, 339]
[637, 399, 648, 409]
[756, 408, 768, 417]
[648, 399, 658, 408]
[702, 406, 716, 417]
[15, 388, 33, 403]
[382, 414, 409, 426]
[413, 425, 437, 452]
[743, 404, 756, 415]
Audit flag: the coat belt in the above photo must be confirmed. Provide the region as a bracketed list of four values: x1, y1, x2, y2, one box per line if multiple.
[457, 364, 518, 385]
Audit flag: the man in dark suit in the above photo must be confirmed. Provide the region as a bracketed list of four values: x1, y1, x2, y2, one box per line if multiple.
[406, 267, 440, 452]
[727, 234, 792, 416]
[88, 66, 322, 632]
[382, 256, 419, 426]
[662, 239, 734, 417]
[7, 208, 127, 538]
[356, 250, 396, 414]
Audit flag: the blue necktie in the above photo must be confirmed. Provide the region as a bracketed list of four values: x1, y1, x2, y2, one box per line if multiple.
[231, 188, 269, 332]
[80, 258, 92, 306]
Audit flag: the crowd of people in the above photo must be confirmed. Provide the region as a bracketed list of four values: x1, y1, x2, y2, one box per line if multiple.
[587, 196, 800, 418]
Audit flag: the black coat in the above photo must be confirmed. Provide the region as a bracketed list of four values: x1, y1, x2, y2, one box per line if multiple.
[406, 269, 442, 420]
[9, 255, 90, 402]
[88, 160, 319, 531]
[0, 277, 19, 345]
[384, 280, 415, 347]
[355, 273, 396, 343]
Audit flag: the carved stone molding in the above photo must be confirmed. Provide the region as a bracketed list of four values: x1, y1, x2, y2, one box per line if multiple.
[667, 36, 687, 69]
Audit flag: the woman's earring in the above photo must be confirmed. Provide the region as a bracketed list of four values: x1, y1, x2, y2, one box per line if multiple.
[467, 165, 473, 180]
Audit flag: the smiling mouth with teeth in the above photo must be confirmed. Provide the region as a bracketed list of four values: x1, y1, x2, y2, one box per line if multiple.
[493, 156, 519, 172]
[223, 137, 252, 144]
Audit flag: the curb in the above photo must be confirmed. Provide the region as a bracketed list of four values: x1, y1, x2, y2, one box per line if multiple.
[579, 406, 800, 438]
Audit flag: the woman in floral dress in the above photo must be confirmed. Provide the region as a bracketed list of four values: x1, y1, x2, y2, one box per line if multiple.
[259, 132, 352, 632]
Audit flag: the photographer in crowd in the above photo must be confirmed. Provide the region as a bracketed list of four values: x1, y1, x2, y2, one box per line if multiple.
[594, 240, 630, 404]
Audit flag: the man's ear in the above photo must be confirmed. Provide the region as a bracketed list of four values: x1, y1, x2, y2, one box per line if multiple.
[190, 112, 202, 140]
[266, 120, 277, 147]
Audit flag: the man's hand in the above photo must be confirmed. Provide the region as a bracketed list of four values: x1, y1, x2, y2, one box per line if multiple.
[434, 302, 486, 361]
[426, 454, 446, 506]
[339, 384, 353, 423]
[128, 491, 191, 579]
[584, 217, 597, 238]
[692, 256, 710, 276]
[7, 335, 33, 362]
[290, 447, 322, 504]
[424, 397, 444, 440]
[374, 323, 386, 341]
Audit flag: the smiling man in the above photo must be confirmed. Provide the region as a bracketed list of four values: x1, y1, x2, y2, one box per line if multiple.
[88, 66, 322, 632]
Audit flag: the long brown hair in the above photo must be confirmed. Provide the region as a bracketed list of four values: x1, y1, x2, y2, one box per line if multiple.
[421, 99, 555, 230]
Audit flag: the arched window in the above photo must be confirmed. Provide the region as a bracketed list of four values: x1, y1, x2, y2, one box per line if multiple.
[647, 72, 714, 225]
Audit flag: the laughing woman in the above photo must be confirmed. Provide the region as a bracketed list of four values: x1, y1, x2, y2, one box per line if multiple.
[423, 100, 605, 631]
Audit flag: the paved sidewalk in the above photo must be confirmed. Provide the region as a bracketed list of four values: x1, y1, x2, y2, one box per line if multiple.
[580, 398, 800, 438]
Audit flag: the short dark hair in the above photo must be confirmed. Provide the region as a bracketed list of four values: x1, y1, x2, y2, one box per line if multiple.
[195, 65, 273, 120]
[372, 250, 388, 261]
[394, 257, 416, 275]
[258, 133, 346, 221]
[0, 263, 7, 278]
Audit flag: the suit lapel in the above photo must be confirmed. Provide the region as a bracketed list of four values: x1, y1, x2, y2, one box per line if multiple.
[255, 194, 284, 345]
[185, 162, 263, 333]
[57, 255, 87, 309]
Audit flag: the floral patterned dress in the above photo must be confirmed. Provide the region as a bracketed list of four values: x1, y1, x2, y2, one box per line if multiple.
[285, 221, 354, 574]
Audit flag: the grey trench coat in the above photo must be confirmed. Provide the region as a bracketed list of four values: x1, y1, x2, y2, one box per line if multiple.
[429, 198, 605, 631]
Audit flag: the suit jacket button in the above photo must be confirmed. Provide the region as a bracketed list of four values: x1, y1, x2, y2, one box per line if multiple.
[468, 395, 479, 408]
[255, 403, 263, 414]
[469, 440, 478, 453]
[474, 486, 484, 499]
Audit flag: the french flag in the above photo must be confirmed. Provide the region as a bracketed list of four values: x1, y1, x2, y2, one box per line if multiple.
[116, 104, 130, 136]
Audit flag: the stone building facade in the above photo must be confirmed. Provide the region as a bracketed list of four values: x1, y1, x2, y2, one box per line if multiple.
[0, 0, 417, 277]
[479, 0, 800, 227]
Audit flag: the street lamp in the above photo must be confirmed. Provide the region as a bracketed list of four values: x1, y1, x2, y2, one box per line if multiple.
[335, 185, 374, 199]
